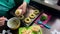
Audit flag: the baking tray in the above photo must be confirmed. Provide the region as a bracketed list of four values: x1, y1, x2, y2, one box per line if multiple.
[11, 5, 43, 26]
[22, 6, 43, 26]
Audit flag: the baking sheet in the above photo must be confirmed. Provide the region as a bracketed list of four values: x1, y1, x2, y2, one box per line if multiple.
[11, 5, 42, 26]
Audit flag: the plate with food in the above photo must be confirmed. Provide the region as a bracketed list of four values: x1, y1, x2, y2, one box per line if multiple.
[19, 25, 42, 34]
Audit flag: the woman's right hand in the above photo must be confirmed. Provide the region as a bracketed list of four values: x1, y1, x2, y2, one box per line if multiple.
[0, 16, 6, 26]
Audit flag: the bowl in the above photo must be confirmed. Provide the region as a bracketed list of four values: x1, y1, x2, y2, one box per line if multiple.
[7, 17, 20, 30]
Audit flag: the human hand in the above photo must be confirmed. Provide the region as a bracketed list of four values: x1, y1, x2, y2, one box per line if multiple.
[17, 2, 27, 14]
[0, 16, 6, 26]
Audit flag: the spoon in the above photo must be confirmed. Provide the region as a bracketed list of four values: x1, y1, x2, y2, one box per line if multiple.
[37, 20, 51, 29]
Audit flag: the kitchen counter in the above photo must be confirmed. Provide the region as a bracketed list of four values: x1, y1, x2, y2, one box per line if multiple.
[32, 0, 60, 11]
[42, 15, 60, 34]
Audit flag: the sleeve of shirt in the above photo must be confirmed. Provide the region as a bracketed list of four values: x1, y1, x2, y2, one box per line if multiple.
[24, 0, 30, 4]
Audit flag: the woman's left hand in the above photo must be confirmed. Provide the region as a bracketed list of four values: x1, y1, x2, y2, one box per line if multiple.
[17, 2, 27, 14]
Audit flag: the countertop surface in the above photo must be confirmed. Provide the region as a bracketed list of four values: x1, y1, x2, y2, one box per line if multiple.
[42, 16, 60, 34]
[32, 0, 60, 11]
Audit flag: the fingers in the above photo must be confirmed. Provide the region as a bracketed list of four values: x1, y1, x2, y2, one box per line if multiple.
[0, 18, 5, 26]
[17, 6, 26, 15]
[0, 17, 6, 21]
[22, 4, 27, 14]
[22, 7, 26, 14]
[0, 20, 5, 24]
[17, 2, 27, 15]
[0, 17, 6, 23]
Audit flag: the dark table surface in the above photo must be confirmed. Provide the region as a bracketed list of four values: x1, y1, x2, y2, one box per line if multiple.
[0, 1, 60, 34]
[0, 15, 60, 34]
